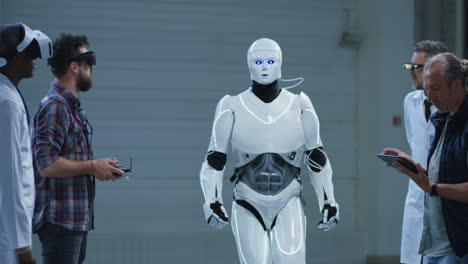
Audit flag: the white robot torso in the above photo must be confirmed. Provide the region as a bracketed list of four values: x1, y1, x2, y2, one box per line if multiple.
[231, 88, 306, 168]
[208, 88, 322, 168]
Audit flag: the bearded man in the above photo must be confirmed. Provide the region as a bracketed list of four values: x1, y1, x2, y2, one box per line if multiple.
[31, 33, 124, 264]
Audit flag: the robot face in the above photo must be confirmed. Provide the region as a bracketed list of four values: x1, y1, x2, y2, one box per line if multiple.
[247, 38, 282, 85]
[248, 51, 281, 85]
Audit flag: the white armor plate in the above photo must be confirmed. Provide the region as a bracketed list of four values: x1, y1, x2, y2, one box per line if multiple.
[231, 88, 305, 155]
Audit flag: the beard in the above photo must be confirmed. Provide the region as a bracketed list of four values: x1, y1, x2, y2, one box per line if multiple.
[77, 71, 92, 92]
[412, 79, 423, 90]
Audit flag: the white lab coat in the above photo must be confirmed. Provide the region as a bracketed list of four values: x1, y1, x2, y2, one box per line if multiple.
[400, 90, 436, 264]
[0, 73, 35, 263]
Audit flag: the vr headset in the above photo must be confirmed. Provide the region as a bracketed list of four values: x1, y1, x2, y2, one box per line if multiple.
[0, 22, 53, 67]
[70, 51, 96, 66]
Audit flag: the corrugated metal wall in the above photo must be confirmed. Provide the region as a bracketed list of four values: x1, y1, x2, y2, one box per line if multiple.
[5, 0, 367, 263]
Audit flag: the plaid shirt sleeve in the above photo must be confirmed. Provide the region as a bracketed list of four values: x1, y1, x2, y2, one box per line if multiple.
[33, 98, 71, 172]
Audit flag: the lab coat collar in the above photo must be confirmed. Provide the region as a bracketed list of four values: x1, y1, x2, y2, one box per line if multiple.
[412, 89, 426, 100]
[0, 72, 17, 91]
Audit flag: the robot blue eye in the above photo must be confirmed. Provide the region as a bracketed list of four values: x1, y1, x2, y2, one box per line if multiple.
[255, 60, 263, 65]
[268, 60, 275, 64]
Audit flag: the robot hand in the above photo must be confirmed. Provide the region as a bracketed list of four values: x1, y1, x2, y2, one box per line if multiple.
[203, 201, 229, 229]
[318, 202, 339, 231]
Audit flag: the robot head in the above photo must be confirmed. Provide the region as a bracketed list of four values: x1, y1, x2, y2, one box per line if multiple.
[0, 22, 53, 67]
[247, 38, 282, 85]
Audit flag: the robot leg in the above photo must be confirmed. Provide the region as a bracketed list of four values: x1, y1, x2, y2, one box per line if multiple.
[231, 201, 270, 264]
[270, 196, 306, 264]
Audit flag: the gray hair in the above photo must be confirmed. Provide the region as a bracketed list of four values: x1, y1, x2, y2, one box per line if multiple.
[424, 53, 468, 90]
[414, 40, 448, 58]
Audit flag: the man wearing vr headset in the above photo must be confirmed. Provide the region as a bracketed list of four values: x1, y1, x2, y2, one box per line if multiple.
[31, 33, 124, 264]
[0, 22, 52, 264]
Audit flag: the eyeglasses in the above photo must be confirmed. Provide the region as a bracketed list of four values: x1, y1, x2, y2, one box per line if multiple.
[403, 63, 425, 70]
[75, 108, 93, 147]
[69, 51, 96, 66]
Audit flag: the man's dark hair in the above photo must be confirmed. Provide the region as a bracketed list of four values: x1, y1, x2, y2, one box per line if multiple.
[414, 40, 448, 59]
[0, 24, 25, 67]
[48, 33, 89, 77]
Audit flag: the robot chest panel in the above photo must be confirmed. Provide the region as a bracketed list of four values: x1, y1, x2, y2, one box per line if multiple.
[230, 92, 305, 153]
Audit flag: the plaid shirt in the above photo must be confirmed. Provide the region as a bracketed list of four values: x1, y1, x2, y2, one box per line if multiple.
[32, 82, 95, 232]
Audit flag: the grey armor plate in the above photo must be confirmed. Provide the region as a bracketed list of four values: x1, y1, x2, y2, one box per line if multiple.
[233, 153, 300, 195]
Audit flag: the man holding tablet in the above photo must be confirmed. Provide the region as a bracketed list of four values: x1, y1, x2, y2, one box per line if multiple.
[383, 53, 468, 263]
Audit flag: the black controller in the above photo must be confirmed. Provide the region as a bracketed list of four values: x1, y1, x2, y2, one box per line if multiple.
[113, 158, 132, 180]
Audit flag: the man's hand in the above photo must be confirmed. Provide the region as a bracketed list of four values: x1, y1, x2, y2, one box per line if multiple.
[318, 202, 339, 231]
[382, 148, 412, 161]
[91, 157, 124, 181]
[203, 201, 229, 229]
[16, 248, 35, 264]
[393, 160, 431, 193]
[382, 148, 431, 192]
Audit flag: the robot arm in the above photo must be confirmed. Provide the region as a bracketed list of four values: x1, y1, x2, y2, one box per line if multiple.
[200, 95, 234, 229]
[300, 92, 339, 231]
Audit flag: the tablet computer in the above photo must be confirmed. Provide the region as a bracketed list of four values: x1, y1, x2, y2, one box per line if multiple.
[377, 154, 418, 173]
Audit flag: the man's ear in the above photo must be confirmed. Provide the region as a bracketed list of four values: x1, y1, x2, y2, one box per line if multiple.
[456, 78, 464, 90]
[448, 78, 461, 91]
[69, 61, 80, 74]
[2, 53, 23, 70]
[8, 53, 21, 64]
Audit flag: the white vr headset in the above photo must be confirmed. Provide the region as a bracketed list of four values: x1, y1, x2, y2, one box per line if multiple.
[0, 22, 52, 67]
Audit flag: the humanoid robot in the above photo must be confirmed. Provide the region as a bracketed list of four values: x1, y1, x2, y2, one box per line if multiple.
[200, 38, 339, 263]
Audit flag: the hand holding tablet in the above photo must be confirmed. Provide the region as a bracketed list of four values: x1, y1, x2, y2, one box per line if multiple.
[377, 154, 418, 174]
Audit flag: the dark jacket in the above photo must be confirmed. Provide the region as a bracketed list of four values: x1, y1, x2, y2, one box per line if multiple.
[428, 94, 468, 258]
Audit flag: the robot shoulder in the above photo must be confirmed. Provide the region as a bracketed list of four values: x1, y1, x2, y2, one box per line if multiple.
[298, 91, 316, 112]
[215, 94, 234, 113]
[219, 89, 252, 111]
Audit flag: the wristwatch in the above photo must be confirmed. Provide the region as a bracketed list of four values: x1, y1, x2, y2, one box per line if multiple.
[15, 246, 31, 254]
[430, 181, 439, 196]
